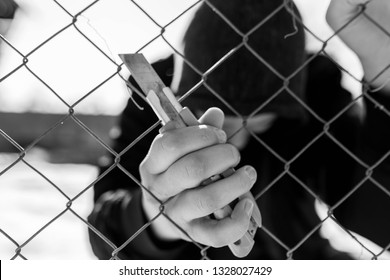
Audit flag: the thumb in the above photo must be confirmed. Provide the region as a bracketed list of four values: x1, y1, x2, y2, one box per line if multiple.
[198, 107, 225, 129]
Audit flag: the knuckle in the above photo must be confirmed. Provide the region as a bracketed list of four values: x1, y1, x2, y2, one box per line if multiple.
[198, 127, 216, 143]
[139, 162, 156, 191]
[145, 176, 169, 199]
[145, 181, 160, 197]
[194, 195, 216, 213]
[159, 133, 180, 152]
[184, 156, 206, 179]
[141, 184, 166, 206]
[142, 188, 159, 204]
[139, 159, 147, 174]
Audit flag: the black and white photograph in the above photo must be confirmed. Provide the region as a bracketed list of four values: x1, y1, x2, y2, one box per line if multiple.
[0, 0, 389, 277]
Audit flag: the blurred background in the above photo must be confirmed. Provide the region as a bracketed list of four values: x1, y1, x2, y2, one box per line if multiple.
[1, 0, 387, 259]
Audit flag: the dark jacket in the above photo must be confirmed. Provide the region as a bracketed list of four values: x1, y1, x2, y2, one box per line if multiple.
[88, 54, 390, 259]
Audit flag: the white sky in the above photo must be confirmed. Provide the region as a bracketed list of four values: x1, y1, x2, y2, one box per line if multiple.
[0, 0, 363, 115]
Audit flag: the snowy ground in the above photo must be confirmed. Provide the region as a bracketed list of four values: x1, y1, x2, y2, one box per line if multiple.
[1, 151, 389, 260]
[0, 152, 97, 259]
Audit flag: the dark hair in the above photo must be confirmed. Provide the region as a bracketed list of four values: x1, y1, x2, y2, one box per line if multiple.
[178, 0, 307, 119]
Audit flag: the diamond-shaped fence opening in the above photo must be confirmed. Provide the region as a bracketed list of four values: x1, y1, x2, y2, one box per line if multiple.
[0, 0, 390, 260]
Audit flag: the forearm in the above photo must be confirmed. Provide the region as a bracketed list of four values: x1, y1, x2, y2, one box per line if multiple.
[88, 189, 135, 259]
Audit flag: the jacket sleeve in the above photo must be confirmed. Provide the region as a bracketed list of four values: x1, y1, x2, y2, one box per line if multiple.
[297, 55, 390, 249]
[337, 88, 390, 247]
[87, 55, 199, 259]
[290, 54, 390, 249]
[300, 54, 361, 206]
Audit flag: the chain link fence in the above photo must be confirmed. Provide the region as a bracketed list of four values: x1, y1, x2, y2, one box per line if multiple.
[1, 0, 390, 260]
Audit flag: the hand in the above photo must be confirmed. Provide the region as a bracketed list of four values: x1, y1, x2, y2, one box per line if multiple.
[139, 107, 257, 248]
[327, 0, 390, 91]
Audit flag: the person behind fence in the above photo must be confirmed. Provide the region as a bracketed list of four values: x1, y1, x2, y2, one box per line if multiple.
[88, 0, 390, 259]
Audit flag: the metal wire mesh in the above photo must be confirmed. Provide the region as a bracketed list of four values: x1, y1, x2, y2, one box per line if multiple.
[1, 0, 390, 260]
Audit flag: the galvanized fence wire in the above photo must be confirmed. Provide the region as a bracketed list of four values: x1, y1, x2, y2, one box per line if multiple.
[0, 0, 390, 260]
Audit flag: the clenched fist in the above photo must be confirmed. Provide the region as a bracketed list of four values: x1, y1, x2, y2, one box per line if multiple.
[140, 108, 258, 251]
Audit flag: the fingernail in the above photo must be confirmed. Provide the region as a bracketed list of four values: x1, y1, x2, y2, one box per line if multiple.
[245, 166, 257, 181]
[244, 200, 254, 216]
[215, 129, 227, 143]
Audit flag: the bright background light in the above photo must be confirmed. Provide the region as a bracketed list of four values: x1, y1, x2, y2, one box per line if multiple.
[0, 0, 362, 115]
[0, 0, 200, 114]
[1, 0, 383, 260]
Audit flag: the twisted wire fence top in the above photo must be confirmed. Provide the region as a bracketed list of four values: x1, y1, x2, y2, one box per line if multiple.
[0, 0, 389, 260]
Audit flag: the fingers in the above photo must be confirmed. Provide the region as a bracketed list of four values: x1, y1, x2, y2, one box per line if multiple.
[145, 165, 259, 249]
[239, 191, 262, 227]
[189, 198, 254, 248]
[144, 107, 226, 175]
[198, 107, 225, 129]
[327, 0, 371, 29]
[142, 125, 227, 174]
[176, 166, 257, 220]
[150, 143, 241, 198]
